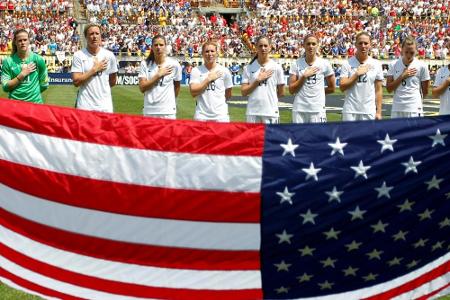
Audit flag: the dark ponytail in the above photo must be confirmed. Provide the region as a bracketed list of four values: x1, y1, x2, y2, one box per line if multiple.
[146, 34, 166, 66]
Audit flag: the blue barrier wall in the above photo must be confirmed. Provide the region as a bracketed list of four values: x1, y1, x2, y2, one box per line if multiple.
[48, 73, 338, 86]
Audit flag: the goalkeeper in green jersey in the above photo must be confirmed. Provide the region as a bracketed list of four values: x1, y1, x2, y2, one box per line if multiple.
[1, 29, 49, 103]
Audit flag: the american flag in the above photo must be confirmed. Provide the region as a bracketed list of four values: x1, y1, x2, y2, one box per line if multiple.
[0, 98, 449, 299]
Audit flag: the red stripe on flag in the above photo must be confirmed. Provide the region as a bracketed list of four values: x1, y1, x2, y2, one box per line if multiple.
[415, 282, 450, 300]
[1, 243, 263, 300]
[0, 98, 265, 156]
[0, 159, 260, 223]
[1, 209, 261, 271]
[0, 268, 85, 300]
[362, 259, 450, 300]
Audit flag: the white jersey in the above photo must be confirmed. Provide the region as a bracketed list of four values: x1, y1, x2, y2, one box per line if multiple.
[242, 59, 285, 117]
[433, 65, 450, 115]
[388, 58, 430, 113]
[341, 56, 384, 115]
[289, 57, 334, 112]
[190, 64, 233, 120]
[138, 57, 182, 115]
[71, 48, 118, 113]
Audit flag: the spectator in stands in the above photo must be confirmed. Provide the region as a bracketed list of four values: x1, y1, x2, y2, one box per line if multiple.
[386, 36, 430, 118]
[229, 61, 240, 75]
[241, 36, 285, 124]
[189, 41, 233, 122]
[125, 62, 136, 73]
[1, 29, 48, 103]
[138, 34, 182, 119]
[184, 62, 193, 84]
[289, 34, 335, 123]
[339, 31, 384, 121]
[71, 24, 118, 112]
[432, 64, 450, 115]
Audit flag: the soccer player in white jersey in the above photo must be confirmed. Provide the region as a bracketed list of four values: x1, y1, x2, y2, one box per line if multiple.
[289, 34, 335, 123]
[138, 35, 182, 119]
[189, 41, 233, 122]
[339, 32, 384, 121]
[71, 24, 118, 113]
[432, 64, 450, 115]
[386, 36, 430, 118]
[241, 36, 285, 124]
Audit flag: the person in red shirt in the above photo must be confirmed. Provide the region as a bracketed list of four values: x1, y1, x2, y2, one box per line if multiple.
[210, 14, 217, 26]
[246, 24, 254, 38]
[7, 0, 14, 12]
[347, 45, 355, 57]
[418, 45, 426, 59]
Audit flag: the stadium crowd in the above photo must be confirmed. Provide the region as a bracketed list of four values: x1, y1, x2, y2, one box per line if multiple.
[243, 0, 450, 60]
[0, 0, 79, 70]
[1, 0, 449, 68]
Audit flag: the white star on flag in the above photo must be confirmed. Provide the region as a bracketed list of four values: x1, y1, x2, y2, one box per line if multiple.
[276, 230, 293, 244]
[274, 260, 291, 272]
[328, 137, 347, 156]
[325, 186, 344, 203]
[275, 286, 289, 294]
[280, 138, 299, 157]
[397, 199, 415, 212]
[425, 175, 443, 190]
[371, 220, 389, 233]
[351, 160, 371, 179]
[345, 240, 363, 252]
[318, 281, 334, 290]
[374, 181, 393, 199]
[276, 186, 295, 205]
[388, 257, 403, 266]
[298, 245, 315, 256]
[342, 266, 359, 276]
[377, 133, 397, 153]
[302, 162, 321, 181]
[402, 156, 422, 174]
[348, 206, 367, 221]
[363, 273, 379, 281]
[392, 230, 408, 241]
[300, 209, 318, 225]
[429, 129, 447, 147]
[323, 227, 341, 240]
[297, 273, 313, 282]
[366, 249, 384, 260]
[320, 257, 337, 268]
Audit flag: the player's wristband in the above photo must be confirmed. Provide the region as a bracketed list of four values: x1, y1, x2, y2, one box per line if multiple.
[17, 75, 24, 82]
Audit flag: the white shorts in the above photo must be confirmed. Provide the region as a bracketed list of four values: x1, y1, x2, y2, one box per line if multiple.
[194, 115, 230, 122]
[342, 113, 375, 121]
[246, 115, 279, 124]
[293, 111, 327, 123]
[144, 114, 176, 119]
[391, 111, 422, 118]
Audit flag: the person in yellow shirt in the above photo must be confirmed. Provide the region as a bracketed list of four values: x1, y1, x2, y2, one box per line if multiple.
[159, 13, 167, 26]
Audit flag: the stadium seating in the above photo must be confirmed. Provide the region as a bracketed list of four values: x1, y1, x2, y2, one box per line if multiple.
[0, 0, 448, 69]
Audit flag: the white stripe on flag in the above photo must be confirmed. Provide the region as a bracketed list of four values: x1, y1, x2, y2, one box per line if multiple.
[392, 272, 450, 300]
[0, 183, 260, 251]
[430, 286, 450, 300]
[1, 256, 156, 300]
[292, 253, 450, 300]
[0, 124, 262, 192]
[0, 277, 60, 300]
[1, 226, 262, 290]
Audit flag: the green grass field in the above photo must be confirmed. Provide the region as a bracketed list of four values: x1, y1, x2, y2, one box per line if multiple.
[0, 85, 448, 299]
[0, 85, 343, 122]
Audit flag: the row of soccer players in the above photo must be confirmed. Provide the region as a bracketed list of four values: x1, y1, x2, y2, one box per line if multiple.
[2, 25, 450, 123]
